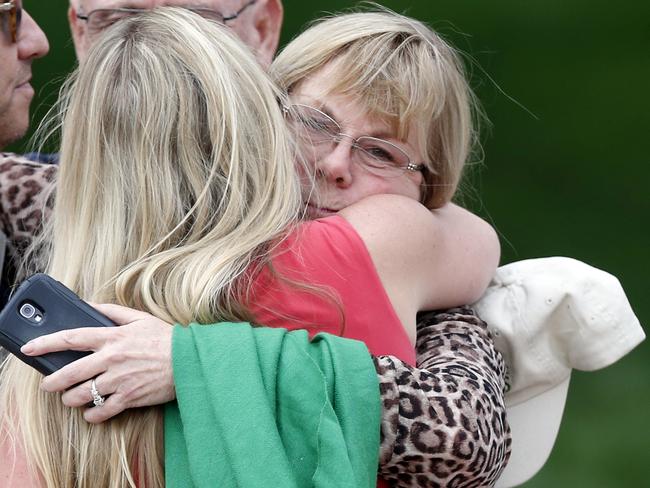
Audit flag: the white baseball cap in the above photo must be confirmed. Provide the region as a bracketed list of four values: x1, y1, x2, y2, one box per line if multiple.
[473, 257, 645, 488]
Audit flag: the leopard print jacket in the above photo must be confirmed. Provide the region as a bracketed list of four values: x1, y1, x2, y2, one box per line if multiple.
[377, 309, 511, 487]
[0, 153, 511, 487]
[0, 154, 56, 254]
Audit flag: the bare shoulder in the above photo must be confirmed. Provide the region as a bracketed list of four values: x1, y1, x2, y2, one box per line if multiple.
[337, 195, 441, 310]
[339, 195, 500, 311]
[338, 194, 437, 245]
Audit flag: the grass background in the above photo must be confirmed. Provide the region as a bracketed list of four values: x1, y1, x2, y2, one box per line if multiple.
[11, 1, 649, 486]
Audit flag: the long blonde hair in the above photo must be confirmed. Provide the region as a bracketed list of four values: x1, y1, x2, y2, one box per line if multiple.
[0, 8, 301, 487]
[271, 8, 482, 208]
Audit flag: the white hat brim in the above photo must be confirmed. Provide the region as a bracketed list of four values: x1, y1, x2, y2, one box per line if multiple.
[495, 376, 571, 488]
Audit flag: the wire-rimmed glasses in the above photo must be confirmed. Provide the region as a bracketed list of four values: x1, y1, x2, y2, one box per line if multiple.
[284, 103, 425, 178]
[76, 0, 257, 39]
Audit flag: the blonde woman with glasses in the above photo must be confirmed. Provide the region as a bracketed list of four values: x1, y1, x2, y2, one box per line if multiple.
[271, 9, 478, 216]
[0, 7, 509, 488]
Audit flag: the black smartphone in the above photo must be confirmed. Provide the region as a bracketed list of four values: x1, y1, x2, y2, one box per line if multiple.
[0, 273, 115, 375]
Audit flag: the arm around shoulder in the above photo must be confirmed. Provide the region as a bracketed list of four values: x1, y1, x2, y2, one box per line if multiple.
[339, 195, 500, 312]
[427, 202, 500, 305]
[375, 308, 510, 486]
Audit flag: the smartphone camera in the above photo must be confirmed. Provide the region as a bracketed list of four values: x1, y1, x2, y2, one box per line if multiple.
[19, 302, 43, 324]
[20, 303, 36, 319]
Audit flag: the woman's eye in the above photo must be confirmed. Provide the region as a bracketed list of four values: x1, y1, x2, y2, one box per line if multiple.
[302, 116, 335, 134]
[364, 146, 396, 163]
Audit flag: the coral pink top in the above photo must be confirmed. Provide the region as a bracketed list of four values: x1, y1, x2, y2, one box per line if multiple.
[249, 215, 415, 488]
[249, 215, 416, 366]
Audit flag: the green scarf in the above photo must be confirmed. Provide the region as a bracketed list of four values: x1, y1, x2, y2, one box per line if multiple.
[164, 322, 380, 488]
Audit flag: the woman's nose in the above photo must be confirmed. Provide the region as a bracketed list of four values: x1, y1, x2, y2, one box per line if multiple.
[315, 137, 355, 187]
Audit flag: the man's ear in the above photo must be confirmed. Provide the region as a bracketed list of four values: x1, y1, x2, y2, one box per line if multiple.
[68, 4, 80, 40]
[68, 2, 83, 57]
[253, 0, 283, 68]
[68, 3, 86, 61]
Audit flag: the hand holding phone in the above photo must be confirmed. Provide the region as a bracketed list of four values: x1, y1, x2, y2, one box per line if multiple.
[0, 273, 115, 375]
[2, 276, 176, 423]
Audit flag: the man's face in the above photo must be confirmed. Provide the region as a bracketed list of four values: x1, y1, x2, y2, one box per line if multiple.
[68, 0, 282, 67]
[0, 3, 50, 150]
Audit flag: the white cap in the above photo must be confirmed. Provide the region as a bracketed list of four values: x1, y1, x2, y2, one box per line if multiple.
[472, 257, 645, 488]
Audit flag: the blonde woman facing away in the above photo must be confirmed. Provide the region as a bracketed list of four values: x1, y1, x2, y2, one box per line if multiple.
[0, 8, 508, 488]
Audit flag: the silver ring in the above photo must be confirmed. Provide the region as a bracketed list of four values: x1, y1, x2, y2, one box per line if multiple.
[90, 378, 105, 407]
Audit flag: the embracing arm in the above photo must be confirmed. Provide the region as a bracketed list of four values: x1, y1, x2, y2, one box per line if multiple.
[340, 195, 500, 315]
[424, 203, 500, 307]
[376, 308, 511, 487]
[21, 305, 510, 488]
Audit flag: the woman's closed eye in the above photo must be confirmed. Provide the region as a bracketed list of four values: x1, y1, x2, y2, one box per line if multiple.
[362, 146, 396, 164]
[357, 139, 405, 167]
[300, 114, 338, 135]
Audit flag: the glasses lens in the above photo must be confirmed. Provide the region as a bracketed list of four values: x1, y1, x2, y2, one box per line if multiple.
[355, 137, 411, 177]
[7, 0, 20, 42]
[290, 105, 339, 141]
[86, 7, 226, 38]
[286, 105, 340, 163]
[15, 2, 20, 33]
[87, 9, 137, 37]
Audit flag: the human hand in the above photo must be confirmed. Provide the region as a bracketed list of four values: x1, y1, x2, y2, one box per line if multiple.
[20, 303, 175, 423]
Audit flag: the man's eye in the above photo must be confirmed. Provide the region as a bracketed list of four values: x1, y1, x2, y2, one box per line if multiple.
[91, 12, 128, 30]
[188, 8, 224, 23]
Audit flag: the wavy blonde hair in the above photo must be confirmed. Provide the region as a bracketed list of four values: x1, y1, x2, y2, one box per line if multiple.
[270, 8, 482, 209]
[0, 8, 301, 487]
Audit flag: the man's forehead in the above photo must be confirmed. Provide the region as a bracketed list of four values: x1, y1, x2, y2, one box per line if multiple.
[79, 0, 235, 11]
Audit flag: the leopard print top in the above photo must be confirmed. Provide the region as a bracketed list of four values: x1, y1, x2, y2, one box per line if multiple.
[378, 309, 511, 487]
[0, 153, 511, 487]
[0, 153, 56, 254]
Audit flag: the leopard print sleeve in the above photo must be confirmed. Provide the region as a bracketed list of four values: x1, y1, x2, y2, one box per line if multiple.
[0, 153, 57, 251]
[375, 307, 511, 488]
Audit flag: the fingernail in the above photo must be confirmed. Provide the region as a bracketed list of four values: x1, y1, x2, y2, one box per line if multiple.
[21, 342, 34, 354]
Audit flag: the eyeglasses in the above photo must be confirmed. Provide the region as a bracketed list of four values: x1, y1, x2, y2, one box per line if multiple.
[0, 0, 21, 43]
[76, 0, 257, 39]
[284, 104, 425, 178]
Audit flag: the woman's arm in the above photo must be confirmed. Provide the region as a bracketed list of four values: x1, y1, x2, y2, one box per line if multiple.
[21, 305, 511, 488]
[339, 195, 500, 323]
[425, 202, 500, 306]
[376, 308, 511, 487]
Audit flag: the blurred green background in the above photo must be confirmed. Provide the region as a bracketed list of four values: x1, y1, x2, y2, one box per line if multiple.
[12, 1, 649, 486]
